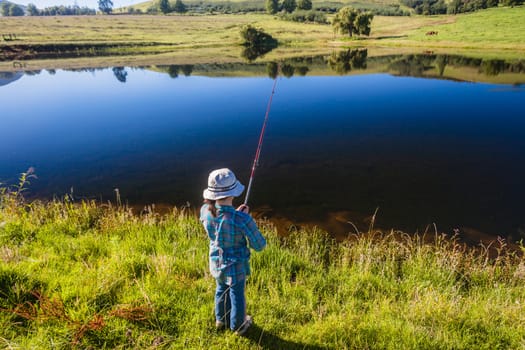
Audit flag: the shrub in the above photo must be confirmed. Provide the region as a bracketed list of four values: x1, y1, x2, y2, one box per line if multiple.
[280, 10, 328, 24]
[240, 25, 277, 47]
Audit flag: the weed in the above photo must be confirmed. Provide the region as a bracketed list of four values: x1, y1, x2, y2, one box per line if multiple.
[0, 178, 524, 348]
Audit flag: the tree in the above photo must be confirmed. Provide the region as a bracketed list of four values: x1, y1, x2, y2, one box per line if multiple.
[98, 0, 113, 14]
[159, 0, 171, 13]
[481, 59, 505, 76]
[354, 12, 374, 36]
[9, 4, 25, 16]
[266, 62, 278, 78]
[332, 6, 373, 37]
[328, 48, 368, 74]
[1, 2, 11, 16]
[27, 3, 40, 16]
[280, 64, 295, 78]
[447, 0, 461, 13]
[297, 0, 312, 10]
[166, 65, 179, 78]
[435, 55, 448, 76]
[266, 0, 279, 14]
[295, 66, 309, 76]
[173, 0, 187, 12]
[332, 7, 359, 37]
[112, 67, 127, 82]
[281, 0, 297, 13]
[180, 65, 193, 76]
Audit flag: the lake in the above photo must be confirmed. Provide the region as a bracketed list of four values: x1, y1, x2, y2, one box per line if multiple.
[1, 51, 524, 242]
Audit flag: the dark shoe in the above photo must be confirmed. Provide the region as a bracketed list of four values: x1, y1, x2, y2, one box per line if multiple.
[216, 320, 226, 331]
[234, 315, 252, 336]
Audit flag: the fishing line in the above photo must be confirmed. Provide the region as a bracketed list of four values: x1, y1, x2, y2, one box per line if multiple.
[244, 66, 279, 206]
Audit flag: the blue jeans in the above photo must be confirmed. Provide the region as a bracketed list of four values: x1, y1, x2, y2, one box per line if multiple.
[215, 278, 246, 331]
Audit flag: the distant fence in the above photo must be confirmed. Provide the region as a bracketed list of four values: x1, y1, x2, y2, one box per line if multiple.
[2, 33, 18, 41]
[12, 61, 26, 68]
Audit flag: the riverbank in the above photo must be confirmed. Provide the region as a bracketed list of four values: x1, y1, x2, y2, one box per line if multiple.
[1, 7, 524, 62]
[1, 196, 523, 348]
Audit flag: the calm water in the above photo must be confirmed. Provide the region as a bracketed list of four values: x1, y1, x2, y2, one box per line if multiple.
[1, 53, 524, 241]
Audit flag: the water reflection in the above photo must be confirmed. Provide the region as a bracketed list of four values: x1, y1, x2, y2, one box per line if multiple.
[1, 52, 524, 242]
[0, 71, 23, 86]
[112, 67, 128, 83]
[23, 70, 43, 76]
[2, 52, 523, 85]
[178, 52, 522, 82]
[328, 49, 368, 74]
[387, 54, 525, 80]
[267, 62, 278, 79]
[241, 44, 276, 62]
[240, 31, 278, 62]
[152, 65, 194, 78]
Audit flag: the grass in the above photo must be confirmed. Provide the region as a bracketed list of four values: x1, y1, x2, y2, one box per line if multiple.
[0, 6, 524, 62]
[1, 180, 524, 349]
[404, 7, 525, 49]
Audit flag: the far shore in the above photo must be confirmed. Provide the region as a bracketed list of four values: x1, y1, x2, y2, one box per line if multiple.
[1, 7, 524, 65]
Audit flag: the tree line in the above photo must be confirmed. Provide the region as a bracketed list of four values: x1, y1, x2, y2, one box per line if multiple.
[401, 0, 522, 15]
[25, 4, 96, 16]
[266, 0, 312, 13]
[265, 0, 330, 24]
[0, 1, 109, 16]
[1, 0, 520, 18]
[156, 0, 187, 14]
[0, 2, 24, 16]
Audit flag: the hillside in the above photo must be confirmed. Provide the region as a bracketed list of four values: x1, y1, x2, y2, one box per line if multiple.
[127, 0, 404, 13]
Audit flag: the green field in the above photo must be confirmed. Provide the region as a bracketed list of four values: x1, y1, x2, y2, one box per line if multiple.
[0, 6, 523, 64]
[1, 187, 524, 349]
[404, 7, 525, 49]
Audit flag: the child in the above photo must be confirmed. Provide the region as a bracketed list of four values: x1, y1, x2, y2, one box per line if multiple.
[200, 168, 266, 335]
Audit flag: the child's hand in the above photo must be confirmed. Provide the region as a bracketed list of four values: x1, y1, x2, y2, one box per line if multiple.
[237, 204, 249, 214]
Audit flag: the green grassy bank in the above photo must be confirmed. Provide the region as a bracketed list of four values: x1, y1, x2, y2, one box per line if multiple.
[1, 188, 524, 349]
[1, 7, 523, 62]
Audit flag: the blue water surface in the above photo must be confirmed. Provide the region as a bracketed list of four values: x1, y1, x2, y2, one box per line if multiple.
[1, 66, 524, 239]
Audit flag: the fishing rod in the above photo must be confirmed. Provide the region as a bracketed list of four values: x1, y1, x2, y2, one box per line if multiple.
[244, 67, 279, 206]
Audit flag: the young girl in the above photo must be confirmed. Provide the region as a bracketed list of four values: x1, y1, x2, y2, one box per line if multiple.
[200, 168, 266, 335]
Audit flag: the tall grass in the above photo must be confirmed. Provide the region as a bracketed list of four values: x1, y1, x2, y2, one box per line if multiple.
[1, 183, 524, 348]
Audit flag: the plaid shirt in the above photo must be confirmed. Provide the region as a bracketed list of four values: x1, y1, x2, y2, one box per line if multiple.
[200, 204, 266, 285]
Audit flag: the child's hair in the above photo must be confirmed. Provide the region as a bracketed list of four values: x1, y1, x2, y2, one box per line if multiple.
[204, 199, 217, 217]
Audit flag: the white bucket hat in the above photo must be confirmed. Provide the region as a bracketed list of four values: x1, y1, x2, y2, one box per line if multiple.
[203, 168, 245, 200]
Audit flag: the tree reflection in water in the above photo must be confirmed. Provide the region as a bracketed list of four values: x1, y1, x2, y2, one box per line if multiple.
[112, 67, 127, 83]
[328, 48, 368, 74]
[241, 44, 277, 62]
